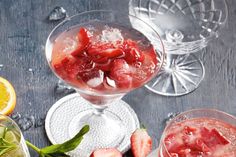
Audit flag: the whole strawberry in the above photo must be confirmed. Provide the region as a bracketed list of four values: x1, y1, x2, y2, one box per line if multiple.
[130, 127, 152, 157]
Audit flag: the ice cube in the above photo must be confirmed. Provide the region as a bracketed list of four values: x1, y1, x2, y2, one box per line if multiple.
[48, 6, 67, 21]
[35, 118, 45, 128]
[63, 37, 78, 53]
[86, 70, 104, 87]
[163, 112, 181, 125]
[28, 68, 33, 72]
[11, 112, 21, 120]
[106, 77, 116, 88]
[101, 26, 124, 43]
[0, 64, 3, 71]
[17, 116, 35, 131]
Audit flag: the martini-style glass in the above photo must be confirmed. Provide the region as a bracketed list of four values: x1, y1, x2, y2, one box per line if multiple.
[45, 10, 164, 156]
[129, 0, 228, 96]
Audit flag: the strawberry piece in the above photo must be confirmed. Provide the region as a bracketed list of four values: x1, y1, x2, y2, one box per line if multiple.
[124, 48, 144, 64]
[87, 42, 115, 56]
[71, 28, 90, 57]
[90, 148, 122, 157]
[93, 57, 109, 64]
[164, 133, 176, 148]
[201, 127, 230, 148]
[130, 128, 152, 157]
[95, 60, 112, 72]
[178, 148, 191, 155]
[53, 55, 95, 82]
[55, 56, 78, 78]
[122, 39, 138, 50]
[88, 42, 124, 59]
[210, 128, 230, 145]
[53, 60, 68, 80]
[100, 48, 124, 58]
[164, 133, 187, 153]
[184, 126, 197, 135]
[110, 59, 132, 88]
[195, 139, 211, 153]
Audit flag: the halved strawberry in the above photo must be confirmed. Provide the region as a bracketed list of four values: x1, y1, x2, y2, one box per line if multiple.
[90, 148, 122, 157]
[130, 127, 152, 157]
[110, 59, 132, 88]
[71, 27, 90, 56]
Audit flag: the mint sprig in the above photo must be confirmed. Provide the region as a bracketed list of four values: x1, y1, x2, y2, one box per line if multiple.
[26, 125, 90, 157]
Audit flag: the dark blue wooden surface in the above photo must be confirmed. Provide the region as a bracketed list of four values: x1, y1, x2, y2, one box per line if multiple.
[0, 0, 236, 156]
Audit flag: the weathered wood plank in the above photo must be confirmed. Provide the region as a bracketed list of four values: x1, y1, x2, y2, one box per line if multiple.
[0, 0, 235, 156]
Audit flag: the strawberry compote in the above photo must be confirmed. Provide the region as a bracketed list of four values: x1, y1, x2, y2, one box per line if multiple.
[159, 118, 236, 157]
[51, 22, 158, 94]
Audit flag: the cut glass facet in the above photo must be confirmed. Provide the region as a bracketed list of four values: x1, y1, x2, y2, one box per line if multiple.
[129, 0, 227, 96]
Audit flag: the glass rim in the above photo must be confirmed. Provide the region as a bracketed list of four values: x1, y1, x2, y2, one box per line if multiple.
[45, 9, 166, 97]
[160, 108, 236, 156]
[0, 114, 23, 140]
[129, 0, 228, 45]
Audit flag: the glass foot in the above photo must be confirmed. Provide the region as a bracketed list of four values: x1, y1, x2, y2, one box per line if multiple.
[146, 53, 205, 96]
[45, 93, 139, 156]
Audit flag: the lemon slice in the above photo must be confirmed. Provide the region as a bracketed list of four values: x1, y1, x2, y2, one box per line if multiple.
[5, 130, 19, 144]
[0, 77, 16, 115]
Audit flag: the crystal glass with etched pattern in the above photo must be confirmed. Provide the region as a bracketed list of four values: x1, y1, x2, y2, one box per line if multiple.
[129, 0, 228, 96]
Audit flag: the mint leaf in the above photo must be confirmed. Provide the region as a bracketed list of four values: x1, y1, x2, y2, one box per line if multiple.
[41, 125, 89, 154]
[27, 125, 90, 156]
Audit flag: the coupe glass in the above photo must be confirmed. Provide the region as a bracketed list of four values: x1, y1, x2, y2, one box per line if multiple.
[129, 0, 228, 96]
[0, 114, 30, 157]
[45, 10, 164, 156]
[158, 109, 236, 156]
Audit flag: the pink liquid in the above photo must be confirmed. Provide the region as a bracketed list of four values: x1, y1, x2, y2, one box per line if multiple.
[159, 118, 236, 157]
[51, 22, 158, 95]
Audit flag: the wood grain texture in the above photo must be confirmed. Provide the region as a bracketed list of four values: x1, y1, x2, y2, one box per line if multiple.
[0, 0, 235, 156]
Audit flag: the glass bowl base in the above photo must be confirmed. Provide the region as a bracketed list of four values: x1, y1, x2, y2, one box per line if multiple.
[45, 93, 139, 157]
[145, 53, 205, 96]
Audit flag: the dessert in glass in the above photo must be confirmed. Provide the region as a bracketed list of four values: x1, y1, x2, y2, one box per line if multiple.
[0, 114, 30, 157]
[129, 0, 228, 96]
[158, 109, 236, 157]
[45, 10, 164, 156]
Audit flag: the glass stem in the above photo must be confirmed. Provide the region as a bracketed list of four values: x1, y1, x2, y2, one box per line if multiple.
[166, 53, 175, 69]
[92, 105, 108, 116]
